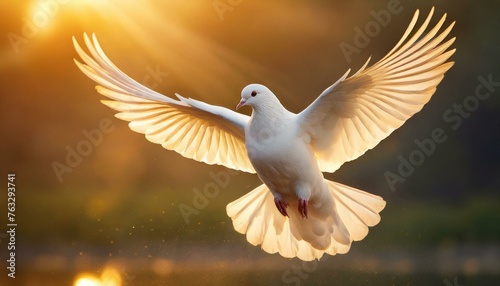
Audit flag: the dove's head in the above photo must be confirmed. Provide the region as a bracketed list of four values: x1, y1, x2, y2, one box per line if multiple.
[237, 84, 277, 110]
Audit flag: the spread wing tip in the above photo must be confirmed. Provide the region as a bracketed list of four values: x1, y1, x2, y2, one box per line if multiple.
[299, 7, 456, 173]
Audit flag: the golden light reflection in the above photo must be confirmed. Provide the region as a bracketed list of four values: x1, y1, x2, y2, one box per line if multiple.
[74, 266, 123, 286]
[74, 276, 101, 286]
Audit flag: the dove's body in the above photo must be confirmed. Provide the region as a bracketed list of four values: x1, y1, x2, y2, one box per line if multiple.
[74, 7, 455, 261]
[248, 127, 323, 203]
[243, 89, 326, 216]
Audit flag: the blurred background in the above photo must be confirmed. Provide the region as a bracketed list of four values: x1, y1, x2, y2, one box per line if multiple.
[1, 0, 499, 285]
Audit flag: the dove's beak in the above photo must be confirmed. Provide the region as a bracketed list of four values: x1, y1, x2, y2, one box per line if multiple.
[236, 99, 246, 110]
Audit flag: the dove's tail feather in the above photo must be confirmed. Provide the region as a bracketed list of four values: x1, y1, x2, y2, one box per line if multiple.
[226, 180, 385, 261]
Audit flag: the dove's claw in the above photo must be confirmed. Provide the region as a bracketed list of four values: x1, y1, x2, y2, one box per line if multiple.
[298, 199, 308, 218]
[274, 198, 289, 217]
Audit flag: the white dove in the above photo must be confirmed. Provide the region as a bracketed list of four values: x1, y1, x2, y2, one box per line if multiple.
[73, 7, 455, 261]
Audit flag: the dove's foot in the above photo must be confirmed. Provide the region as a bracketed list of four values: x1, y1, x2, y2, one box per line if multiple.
[274, 198, 289, 217]
[298, 199, 308, 218]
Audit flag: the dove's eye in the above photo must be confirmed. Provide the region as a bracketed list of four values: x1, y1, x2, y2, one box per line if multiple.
[251, 91, 257, 97]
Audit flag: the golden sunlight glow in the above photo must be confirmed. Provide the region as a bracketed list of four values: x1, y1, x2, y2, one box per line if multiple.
[26, 0, 69, 34]
[23, 0, 111, 38]
[14, 0, 308, 102]
[73, 266, 122, 286]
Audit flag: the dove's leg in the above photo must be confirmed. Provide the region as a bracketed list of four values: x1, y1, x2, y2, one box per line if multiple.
[274, 197, 289, 217]
[298, 199, 308, 218]
[294, 182, 311, 219]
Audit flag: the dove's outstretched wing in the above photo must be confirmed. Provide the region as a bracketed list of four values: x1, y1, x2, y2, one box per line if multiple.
[74, 33, 255, 173]
[297, 7, 455, 173]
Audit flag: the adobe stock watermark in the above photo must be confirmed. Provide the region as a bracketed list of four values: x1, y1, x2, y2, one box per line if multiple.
[52, 118, 115, 183]
[282, 256, 329, 286]
[339, 0, 404, 63]
[384, 73, 500, 192]
[178, 169, 239, 224]
[213, 0, 244, 21]
[142, 64, 169, 89]
[7, 0, 70, 54]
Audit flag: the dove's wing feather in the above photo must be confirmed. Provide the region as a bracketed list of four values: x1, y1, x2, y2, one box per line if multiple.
[298, 8, 455, 173]
[73, 33, 255, 173]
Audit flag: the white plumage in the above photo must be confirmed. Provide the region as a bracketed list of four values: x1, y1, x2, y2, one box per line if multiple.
[73, 7, 455, 261]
